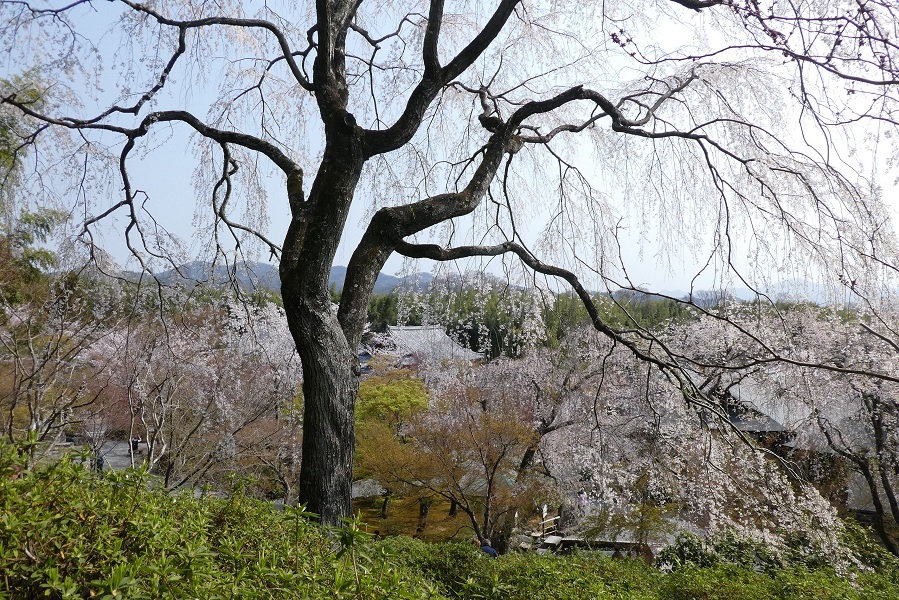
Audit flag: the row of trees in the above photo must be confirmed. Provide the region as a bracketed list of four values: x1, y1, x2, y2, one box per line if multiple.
[0, 105, 304, 491]
[0, 264, 305, 495]
[0, 108, 895, 553]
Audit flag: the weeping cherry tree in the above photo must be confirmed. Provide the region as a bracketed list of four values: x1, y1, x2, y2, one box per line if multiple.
[2, 0, 899, 524]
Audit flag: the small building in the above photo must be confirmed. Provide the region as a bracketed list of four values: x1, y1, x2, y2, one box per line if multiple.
[362, 325, 484, 370]
[719, 377, 877, 515]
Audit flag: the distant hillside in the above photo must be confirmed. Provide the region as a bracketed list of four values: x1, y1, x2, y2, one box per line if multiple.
[146, 261, 432, 295]
[658, 280, 832, 306]
[328, 266, 433, 294]
[133, 262, 828, 305]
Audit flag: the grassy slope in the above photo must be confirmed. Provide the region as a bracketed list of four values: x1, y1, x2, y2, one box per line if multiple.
[354, 495, 475, 542]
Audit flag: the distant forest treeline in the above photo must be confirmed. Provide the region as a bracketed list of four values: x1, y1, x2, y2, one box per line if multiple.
[352, 283, 695, 358]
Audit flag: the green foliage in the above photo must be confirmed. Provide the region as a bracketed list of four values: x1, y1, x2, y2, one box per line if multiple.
[657, 562, 898, 600]
[658, 529, 899, 582]
[543, 292, 695, 347]
[840, 520, 899, 573]
[247, 287, 284, 308]
[367, 285, 694, 357]
[0, 207, 67, 304]
[448, 287, 529, 359]
[330, 283, 342, 305]
[472, 551, 659, 600]
[356, 369, 429, 428]
[382, 538, 663, 600]
[0, 74, 41, 180]
[659, 564, 778, 600]
[3, 441, 897, 599]
[378, 536, 898, 600]
[0, 76, 61, 305]
[374, 538, 484, 595]
[657, 534, 721, 571]
[542, 292, 591, 347]
[383, 283, 541, 358]
[599, 295, 694, 331]
[0, 112, 18, 177]
[368, 293, 401, 331]
[582, 484, 679, 551]
[657, 533, 796, 574]
[0, 441, 442, 599]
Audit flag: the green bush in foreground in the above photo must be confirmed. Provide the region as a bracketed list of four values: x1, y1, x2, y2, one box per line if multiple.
[0, 443, 441, 599]
[2, 441, 898, 599]
[657, 530, 899, 579]
[382, 536, 899, 600]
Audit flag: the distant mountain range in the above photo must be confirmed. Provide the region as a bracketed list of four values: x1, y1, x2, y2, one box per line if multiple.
[148, 261, 433, 295]
[328, 266, 434, 294]
[136, 261, 831, 305]
[657, 280, 833, 306]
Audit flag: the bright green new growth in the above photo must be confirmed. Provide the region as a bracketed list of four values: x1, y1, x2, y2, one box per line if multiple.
[356, 369, 429, 428]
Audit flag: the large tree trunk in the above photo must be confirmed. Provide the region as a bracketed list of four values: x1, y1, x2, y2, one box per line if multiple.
[280, 135, 367, 527]
[274, 0, 518, 529]
[859, 463, 899, 556]
[289, 303, 358, 525]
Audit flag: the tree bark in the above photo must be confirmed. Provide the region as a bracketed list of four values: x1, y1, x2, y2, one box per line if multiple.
[275, 0, 519, 529]
[292, 321, 357, 525]
[280, 135, 366, 526]
[859, 462, 899, 556]
[871, 397, 899, 536]
[416, 497, 433, 535]
[381, 493, 390, 519]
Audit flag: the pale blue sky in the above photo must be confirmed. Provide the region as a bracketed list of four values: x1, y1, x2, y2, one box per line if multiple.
[4, 1, 896, 298]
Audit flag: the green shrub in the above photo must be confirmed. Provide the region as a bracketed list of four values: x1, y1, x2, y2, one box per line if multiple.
[840, 520, 899, 575]
[660, 564, 777, 600]
[849, 569, 899, 600]
[657, 530, 838, 575]
[487, 552, 659, 600]
[374, 537, 488, 595]
[378, 541, 660, 600]
[3, 441, 897, 600]
[0, 443, 443, 599]
[656, 533, 720, 571]
[772, 567, 851, 600]
[713, 532, 783, 572]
